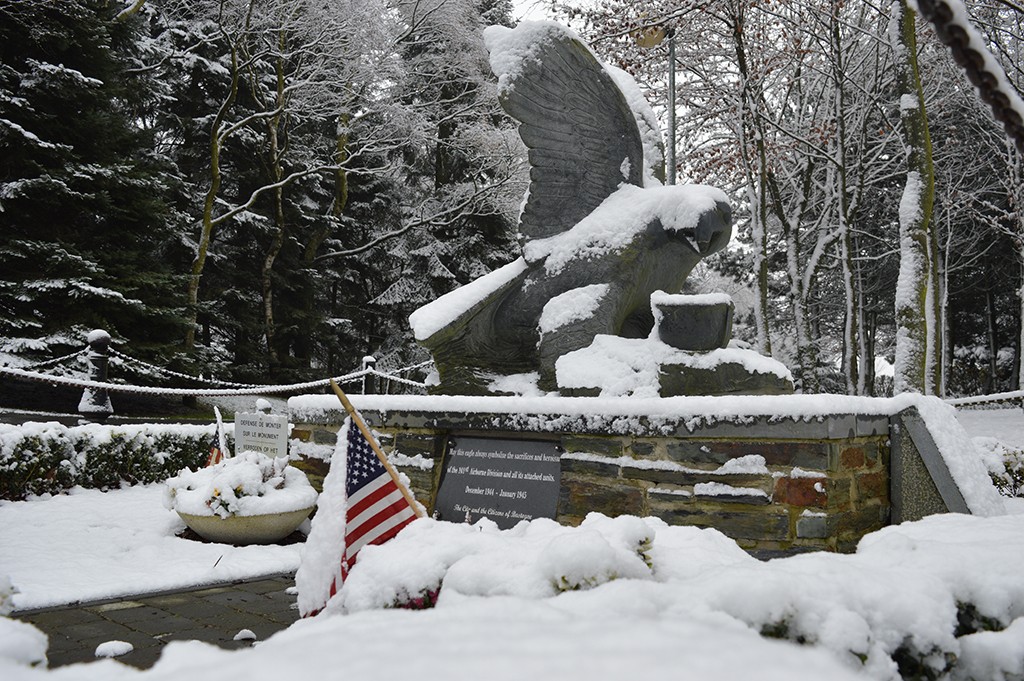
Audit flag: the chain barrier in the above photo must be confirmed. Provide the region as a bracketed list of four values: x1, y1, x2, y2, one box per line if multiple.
[392, 359, 434, 374]
[108, 348, 264, 388]
[4, 335, 431, 398]
[0, 365, 373, 397]
[1, 363, 429, 396]
[368, 369, 427, 389]
[916, 0, 1024, 154]
[947, 389, 1024, 408]
[19, 348, 88, 372]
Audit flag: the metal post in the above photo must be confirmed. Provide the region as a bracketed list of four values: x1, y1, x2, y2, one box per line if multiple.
[632, 24, 677, 185]
[361, 355, 377, 395]
[667, 28, 677, 185]
[79, 329, 113, 422]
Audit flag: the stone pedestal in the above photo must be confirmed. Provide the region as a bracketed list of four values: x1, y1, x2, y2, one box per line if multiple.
[290, 395, 898, 558]
[653, 291, 733, 351]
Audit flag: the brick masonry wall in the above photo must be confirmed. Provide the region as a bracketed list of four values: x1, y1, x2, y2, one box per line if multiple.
[291, 411, 891, 558]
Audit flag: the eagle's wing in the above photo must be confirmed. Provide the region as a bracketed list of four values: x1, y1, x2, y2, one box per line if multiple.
[489, 24, 645, 243]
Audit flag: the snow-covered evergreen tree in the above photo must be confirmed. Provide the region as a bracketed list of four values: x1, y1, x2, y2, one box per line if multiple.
[0, 0, 184, 368]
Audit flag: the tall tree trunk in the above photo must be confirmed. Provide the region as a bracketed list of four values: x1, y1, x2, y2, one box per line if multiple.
[731, 5, 772, 357]
[864, 309, 878, 396]
[941, 204, 954, 396]
[749, 183, 772, 357]
[831, 5, 860, 395]
[259, 42, 288, 373]
[185, 42, 241, 354]
[1018, 244, 1024, 390]
[296, 118, 351, 367]
[775, 157, 818, 392]
[929, 225, 944, 395]
[1011, 149, 1024, 391]
[891, 1, 936, 395]
[986, 280, 998, 393]
[261, 179, 286, 371]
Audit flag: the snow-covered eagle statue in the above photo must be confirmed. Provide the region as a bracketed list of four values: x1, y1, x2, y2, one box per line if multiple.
[409, 22, 733, 395]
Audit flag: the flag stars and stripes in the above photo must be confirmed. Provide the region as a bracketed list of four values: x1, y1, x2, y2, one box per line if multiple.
[340, 417, 418, 579]
[298, 383, 423, 618]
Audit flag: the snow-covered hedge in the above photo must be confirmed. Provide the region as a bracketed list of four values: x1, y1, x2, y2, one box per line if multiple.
[976, 437, 1024, 498]
[306, 512, 1024, 681]
[0, 422, 221, 500]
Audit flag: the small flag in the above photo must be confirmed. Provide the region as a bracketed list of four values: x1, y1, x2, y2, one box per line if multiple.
[296, 406, 421, 617]
[338, 418, 418, 580]
[205, 446, 223, 467]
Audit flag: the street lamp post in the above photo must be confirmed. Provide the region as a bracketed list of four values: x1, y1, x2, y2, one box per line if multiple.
[635, 25, 677, 185]
[666, 28, 676, 185]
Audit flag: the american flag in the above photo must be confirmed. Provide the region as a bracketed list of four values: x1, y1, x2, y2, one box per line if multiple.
[337, 417, 419, 582]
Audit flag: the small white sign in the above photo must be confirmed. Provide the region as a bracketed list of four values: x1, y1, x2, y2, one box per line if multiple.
[234, 412, 289, 458]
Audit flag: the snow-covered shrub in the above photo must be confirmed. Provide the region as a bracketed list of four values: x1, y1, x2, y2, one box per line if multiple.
[948, 345, 1017, 396]
[392, 586, 441, 610]
[0, 575, 14, 616]
[0, 422, 218, 500]
[320, 514, 656, 616]
[0, 575, 47, 667]
[540, 527, 652, 593]
[164, 451, 317, 518]
[975, 437, 1024, 498]
[954, 617, 1024, 681]
[303, 512, 1024, 681]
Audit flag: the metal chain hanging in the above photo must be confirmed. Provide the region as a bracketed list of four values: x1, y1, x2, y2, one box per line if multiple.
[108, 348, 265, 389]
[915, 0, 1024, 154]
[19, 348, 89, 372]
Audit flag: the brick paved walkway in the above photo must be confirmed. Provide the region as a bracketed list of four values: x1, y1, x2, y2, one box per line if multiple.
[14, 574, 299, 670]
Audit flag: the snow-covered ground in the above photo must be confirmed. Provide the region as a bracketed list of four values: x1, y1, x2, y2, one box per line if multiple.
[2, 491, 1024, 681]
[955, 406, 1024, 448]
[1, 408, 1022, 680]
[0, 485, 303, 611]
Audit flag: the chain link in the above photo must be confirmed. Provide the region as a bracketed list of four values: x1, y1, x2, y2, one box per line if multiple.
[916, 0, 1024, 154]
[394, 359, 435, 374]
[109, 348, 264, 388]
[19, 348, 88, 371]
[0, 365, 373, 397]
[946, 389, 1024, 408]
[369, 369, 428, 389]
[1, 363, 431, 396]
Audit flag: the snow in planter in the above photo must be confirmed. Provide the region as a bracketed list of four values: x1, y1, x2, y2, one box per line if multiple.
[165, 451, 317, 519]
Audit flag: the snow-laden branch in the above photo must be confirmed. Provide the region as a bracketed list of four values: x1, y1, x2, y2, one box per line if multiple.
[315, 177, 514, 262]
[115, 0, 146, 21]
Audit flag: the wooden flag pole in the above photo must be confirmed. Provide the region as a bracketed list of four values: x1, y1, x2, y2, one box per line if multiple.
[330, 379, 425, 518]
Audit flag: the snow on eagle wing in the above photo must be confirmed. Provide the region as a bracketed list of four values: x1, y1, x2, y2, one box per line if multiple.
[493, 25, 645, 243]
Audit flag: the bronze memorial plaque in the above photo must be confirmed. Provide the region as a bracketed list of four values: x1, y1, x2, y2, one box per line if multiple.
[434, 437, 561, 530]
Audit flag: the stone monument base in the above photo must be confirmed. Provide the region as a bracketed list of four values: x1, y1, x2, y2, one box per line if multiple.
[288, 394, 982, 558]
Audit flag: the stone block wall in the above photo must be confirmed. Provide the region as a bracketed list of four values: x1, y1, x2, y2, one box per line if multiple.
[555, 436, 890, 556]
[291, 402, 893, 558]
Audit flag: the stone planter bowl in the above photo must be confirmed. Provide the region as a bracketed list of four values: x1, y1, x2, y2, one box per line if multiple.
[653, 292, 734, 352]
[177, 506, 314, 545]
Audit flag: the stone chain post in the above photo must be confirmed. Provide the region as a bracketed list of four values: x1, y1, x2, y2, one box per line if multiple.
[78, 329, 113, 422]
[361, 356, 376, 395]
